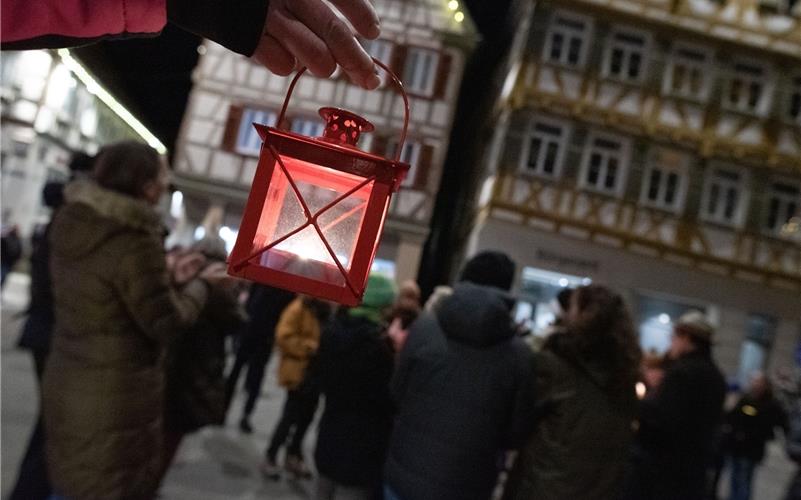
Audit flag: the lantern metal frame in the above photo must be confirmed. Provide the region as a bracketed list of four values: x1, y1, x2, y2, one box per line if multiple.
[228, 59, 410, 305]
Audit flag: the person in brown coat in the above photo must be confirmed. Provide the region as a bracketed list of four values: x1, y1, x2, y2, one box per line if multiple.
[262, 296, 332, 479]
[41, 141, 232, 499]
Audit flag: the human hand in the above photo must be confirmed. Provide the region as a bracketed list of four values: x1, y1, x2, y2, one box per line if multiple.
[388, 317, 409, 353]
[172, 252, 207, 285]
[253, 0, 382, 89]
[199, 261, 241, 290]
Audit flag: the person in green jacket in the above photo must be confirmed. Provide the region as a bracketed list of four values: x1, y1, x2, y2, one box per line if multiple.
[42, 141, 233, 499]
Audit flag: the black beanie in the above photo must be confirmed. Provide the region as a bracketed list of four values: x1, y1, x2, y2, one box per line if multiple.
[458, 251, 516, 291]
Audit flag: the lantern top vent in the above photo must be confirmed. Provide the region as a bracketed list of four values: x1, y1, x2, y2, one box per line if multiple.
[318, 107, 374, 149]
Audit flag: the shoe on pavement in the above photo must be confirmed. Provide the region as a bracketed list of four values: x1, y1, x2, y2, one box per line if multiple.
[260, 458, 282, 480]
[285, 454, 313, 479]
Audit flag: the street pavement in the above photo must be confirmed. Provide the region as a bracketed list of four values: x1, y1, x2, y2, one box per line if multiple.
[1, 272, 797, 499]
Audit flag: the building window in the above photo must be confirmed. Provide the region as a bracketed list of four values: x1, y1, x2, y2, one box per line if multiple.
[362, 39, 393, 66]
[700, 167, 748, 226]
[402, 48, 439, 97]
[290, 117, 325, 137]
[724, 61, 769, 115]
[603, 29, 648, 83]
[579, 133, 631, 196]
[640, 149, 688, 212]
[765, 181, 799, 235]
[664, 44, 711, 101]
[520, 119, 569, 178]
[388, 140, 422, 186]
[789, 76, 801, 125]
[236, 108, 276, 156]
[542, 12, 592, 68]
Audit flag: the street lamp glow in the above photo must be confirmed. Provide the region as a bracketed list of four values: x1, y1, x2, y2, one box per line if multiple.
[558, 278, 569, 287]
[448, 0, 459, 10]
[454, 11, 465, 22]
[56, 49, 167, 155]
[658, 313, 671, 325]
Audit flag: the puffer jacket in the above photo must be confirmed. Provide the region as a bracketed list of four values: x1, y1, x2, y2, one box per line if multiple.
[384, 282, 537, 500]
[42, 181, 208, 500]
[275, 298, 322, 390]
[503, 336, 637, 500]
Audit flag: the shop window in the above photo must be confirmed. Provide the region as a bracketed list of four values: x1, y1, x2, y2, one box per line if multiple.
[603, 29, 648, 83]
[640, 149, 688, 213]
[579, 132, 631, 196]
[765, 181, 799, 236]
[542, 11, 592, 68]
[520, 118, 569, 178]
[700, 167, 748, 227]
[636, 295, 704, 355]
[664, 44, 712, 101]
[517, 266, 592, 336]
[737, 314, 777, 388]
[724, 61, 770, 115]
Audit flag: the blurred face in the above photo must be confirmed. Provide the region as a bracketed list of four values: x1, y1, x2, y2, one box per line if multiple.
[669, 331, 693, 359]
[749, 373, 768, 398]
[142, 161, 169, 206]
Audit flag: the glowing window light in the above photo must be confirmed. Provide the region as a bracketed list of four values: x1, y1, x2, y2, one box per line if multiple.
[56, 49, 167, 154]
[454, 11, 465, 22]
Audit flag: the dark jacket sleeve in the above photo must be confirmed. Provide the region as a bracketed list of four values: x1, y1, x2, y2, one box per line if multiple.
[638, 364, 692, 446]
[167, 0, 268, 57]
[503, 344, 538, 449]
[115, 234, 208, 344]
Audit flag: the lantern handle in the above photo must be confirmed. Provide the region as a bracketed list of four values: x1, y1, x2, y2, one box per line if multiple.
[276, 58, 410, 162]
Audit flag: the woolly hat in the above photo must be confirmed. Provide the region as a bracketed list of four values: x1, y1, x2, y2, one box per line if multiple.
[458, 251, 516, 291]
[675, 310, 714, 343]
[350, 273, 398, 323]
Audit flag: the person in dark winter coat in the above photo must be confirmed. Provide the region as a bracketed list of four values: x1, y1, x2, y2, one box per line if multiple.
[41, 142, 233, 499]
[160, 238, 246, 480]
[503, 285, 641, 500]
[621, 310, 726, 500]
[784, 407, 801, 500]
[0, 223, 22, 287]
[9, 152, 93, 500]
[723, 372, 788, 500]
[313, 273, 398, 500]
[226, 283, 295, 433]
[384, 251, 537, 500]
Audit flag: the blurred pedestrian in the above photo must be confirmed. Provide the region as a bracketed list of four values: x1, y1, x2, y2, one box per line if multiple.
[262, 296, 333, 479]
[785, 408, 801, 500]
[2, 0, 382, 89]
[1, 222, 22, 287]
[621, 310, 726, 500]
[722, 371, 788, 500]
[9, 152, 93, 500]
[503, 284, 641, 500]
[41, 141, 233, 499]
[384, 251, 537, 500]
[312, 274, 398, 500]
[226, 283, 295, 433]
[160, 238, 246, 482]
[386, 280, 421, 353]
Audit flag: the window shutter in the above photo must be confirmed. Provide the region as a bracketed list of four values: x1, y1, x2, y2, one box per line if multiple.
[390, 45, 408, 81]
[433, 53, 452, 99]
[371, 135, 390, 158]
[221, 104, 244, 152]
[414, 144, 435, 190]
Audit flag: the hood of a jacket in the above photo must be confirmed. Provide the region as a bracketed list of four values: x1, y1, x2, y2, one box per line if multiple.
[49, 180, 162, 259]
[435, 282, 515, 349]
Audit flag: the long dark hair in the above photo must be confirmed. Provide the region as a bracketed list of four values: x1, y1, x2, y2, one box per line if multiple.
[545, 284, 642, 412]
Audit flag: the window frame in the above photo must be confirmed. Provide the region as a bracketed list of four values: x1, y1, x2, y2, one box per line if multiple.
[722, 58, 772, 116]
[699, 164, 750, 228]
[601, 27, 651, 84]
[402, 46, 440, 98]
[387, 139, 423, 187]
[663, 43, 713, 102]
[236, 107, 276, 157]
[638, 148, 690, 214]
[361, 38, 395, 87]
[517, 115, 571, 179]
[289, 116, 325, 138]
[578, 131, 632, 197]
[763, 178, 800, 237]
[541, 10, 593, 69]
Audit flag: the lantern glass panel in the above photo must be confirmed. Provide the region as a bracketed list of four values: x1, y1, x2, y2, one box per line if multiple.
[249, 154, 375, 287]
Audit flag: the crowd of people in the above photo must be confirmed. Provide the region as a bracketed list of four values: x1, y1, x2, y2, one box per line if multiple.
[4, 140, 801, 500]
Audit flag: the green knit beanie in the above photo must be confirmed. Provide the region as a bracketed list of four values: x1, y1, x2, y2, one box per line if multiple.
[350, 273, 397, 323]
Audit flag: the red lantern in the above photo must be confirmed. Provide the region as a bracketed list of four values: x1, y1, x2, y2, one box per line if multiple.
[228, 60, 410, 306]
